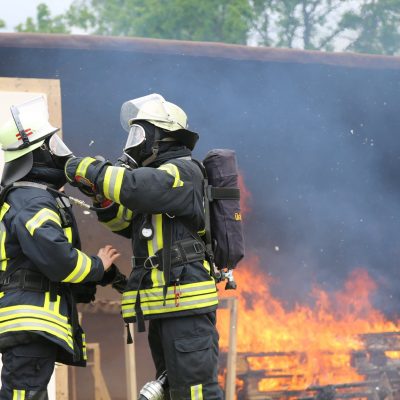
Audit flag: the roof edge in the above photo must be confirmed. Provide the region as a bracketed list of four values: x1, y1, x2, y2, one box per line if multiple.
[1, 32, 400, 70]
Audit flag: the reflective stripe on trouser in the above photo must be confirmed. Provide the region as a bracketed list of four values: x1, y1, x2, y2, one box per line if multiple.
[148, 313, 223, 400]
[12, 391, 25, 400]
[122, 281, 218, 319]
[190, 385, 203, 400]
[0, 339, 57, 400]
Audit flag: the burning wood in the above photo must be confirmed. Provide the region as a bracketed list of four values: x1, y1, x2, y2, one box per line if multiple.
[217, 263, 400, 399]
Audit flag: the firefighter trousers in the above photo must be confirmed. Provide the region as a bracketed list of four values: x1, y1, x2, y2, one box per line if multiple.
[148, 312, 224, 400]
[0, 337, 57, 400]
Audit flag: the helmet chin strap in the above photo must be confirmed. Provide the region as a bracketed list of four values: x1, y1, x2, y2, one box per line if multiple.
[141, 128, 176, 167]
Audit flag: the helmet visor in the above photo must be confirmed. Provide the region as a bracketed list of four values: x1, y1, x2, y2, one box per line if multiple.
[48, 134, 73, 157]
[120, 94, 169, 132]
[124, 124, 146, 151]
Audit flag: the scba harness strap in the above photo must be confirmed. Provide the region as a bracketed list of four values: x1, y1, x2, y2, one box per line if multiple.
[132, 233, 207, 334]
[132, 237, 206, 271]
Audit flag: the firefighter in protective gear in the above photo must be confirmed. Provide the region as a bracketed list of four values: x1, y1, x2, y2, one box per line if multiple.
[0, 96, 120, 400]
[65, 94, 223, 400]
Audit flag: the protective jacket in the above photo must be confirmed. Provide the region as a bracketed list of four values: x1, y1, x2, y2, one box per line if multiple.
[93, 154, 219, 324]
[0, 183, 104, 366]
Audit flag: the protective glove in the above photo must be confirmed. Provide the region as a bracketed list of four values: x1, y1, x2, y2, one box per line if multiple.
[65, 156, 110, 196]
[70, 282, 97, 303]
[99, 264, 127, 294]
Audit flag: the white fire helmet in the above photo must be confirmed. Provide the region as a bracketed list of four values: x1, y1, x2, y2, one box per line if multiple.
[0, 95, 71, 185]
[0, 95, 60, 162]
[120, 93, 199, 150]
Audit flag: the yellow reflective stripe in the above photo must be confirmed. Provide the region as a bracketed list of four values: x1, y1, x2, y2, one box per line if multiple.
[44, 292, 61, 314]
[0, 203, 10, 271]
[0, 305, 73, 349]
[103, 205, 133, 232]
[0, 202, 10, 220]
[150, 214, 164, 287]
[123, 280, 216, 300]
[122, 282, 218, 318]
[76, 157, 95, 177]
[103, 166, 125, 203]
[191, 384, 203, 400]
[203, 260, 211, 273]
[63, 227, 73, 243]
[13, 390, 25, 400]
[158, 163, 184, 188]
[0, 305, 69, 325]
[82, 333, 87, 360]
[0, 221, 7, 271]
[122, 298, 218, 318]
[62, 249, 92, 283]
[0, 292, 4, 299]
[26, 208, 61, 236]
[0, 321, 73, 349]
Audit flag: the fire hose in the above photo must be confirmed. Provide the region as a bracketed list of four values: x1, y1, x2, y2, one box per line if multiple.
[138, 371, 168, 400]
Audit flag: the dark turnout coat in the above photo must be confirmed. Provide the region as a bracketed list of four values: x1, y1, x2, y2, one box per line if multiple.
[95, 156, 219, 323]
[0, 183, 104, 365]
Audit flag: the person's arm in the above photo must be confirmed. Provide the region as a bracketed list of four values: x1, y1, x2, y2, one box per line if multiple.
[14, 195, 119, 283]
[95, 201, 133, 239]
[66, 158, 194, 216]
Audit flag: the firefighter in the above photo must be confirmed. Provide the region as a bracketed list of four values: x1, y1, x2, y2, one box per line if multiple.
[65, 94, 223, 399]
[0, 96, 120, 400]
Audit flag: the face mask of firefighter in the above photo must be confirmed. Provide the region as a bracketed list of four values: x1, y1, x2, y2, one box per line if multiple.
[121, 124, 147, 168]
[29, 134, 74, 188]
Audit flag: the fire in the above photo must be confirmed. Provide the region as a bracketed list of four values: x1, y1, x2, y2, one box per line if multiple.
[238, 172, 251, 217]
[217, 257, 400, 393]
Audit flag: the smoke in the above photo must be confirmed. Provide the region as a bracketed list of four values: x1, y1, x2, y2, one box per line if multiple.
[1, 37, 400, 315]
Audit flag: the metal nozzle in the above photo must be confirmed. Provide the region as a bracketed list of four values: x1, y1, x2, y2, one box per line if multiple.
[137, 371, 167, 400]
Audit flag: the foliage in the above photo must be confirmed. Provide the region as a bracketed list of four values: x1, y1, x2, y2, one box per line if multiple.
[10, 0, 400, 55]
[340, 0, 400, 55]
[66, 0, 253, 44]
[15, 4, 70, 34]
[0, 20, 5, 29]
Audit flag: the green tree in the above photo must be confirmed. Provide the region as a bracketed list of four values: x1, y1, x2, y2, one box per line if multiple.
[15, 3, 70, 34]
[340, 0, 400, 55]
[251, 0, 348, 51]
[66, 0, 253, 44]
[0, 20, 5, 29]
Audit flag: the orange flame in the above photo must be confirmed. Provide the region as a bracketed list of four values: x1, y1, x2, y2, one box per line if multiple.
[238, 172, 251, 217]
[217, 257, 400, 393]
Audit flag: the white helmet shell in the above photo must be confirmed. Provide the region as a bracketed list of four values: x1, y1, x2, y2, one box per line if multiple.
[0, 95, 59, 163]
[120, 93, 199, 150]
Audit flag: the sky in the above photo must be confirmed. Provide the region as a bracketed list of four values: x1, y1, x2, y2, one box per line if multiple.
[0, 0, 74, 32]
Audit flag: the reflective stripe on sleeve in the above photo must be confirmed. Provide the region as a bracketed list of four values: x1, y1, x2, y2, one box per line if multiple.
[76, 157, 96, 178]
[62, 249, 92, 283]
[103, 205, 133, 232]
[25, 208, 62, 236]
[191, 384, 203, 400]
[103, 166, 125, 203]
[158, 163, 184, 188]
